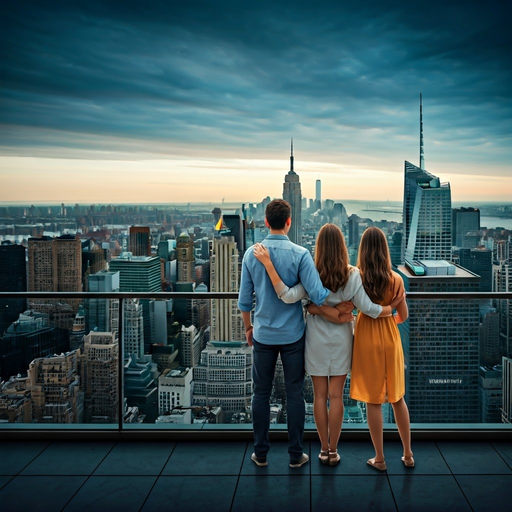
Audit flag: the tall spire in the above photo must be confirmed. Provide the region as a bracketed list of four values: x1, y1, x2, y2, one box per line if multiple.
[420, 93, 425, 170]
[289, 137, 294, 173]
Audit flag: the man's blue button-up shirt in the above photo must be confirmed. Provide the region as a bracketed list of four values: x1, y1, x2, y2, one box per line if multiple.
[238, 234, 329, 345]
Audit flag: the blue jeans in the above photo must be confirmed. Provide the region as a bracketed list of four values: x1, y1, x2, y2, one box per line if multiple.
[252, 334, 306, 460]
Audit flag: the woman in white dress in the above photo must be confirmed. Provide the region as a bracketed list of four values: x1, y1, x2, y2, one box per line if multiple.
[253, 223, 396, 465]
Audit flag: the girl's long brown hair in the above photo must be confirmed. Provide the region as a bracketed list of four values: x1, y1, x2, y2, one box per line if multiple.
[357, 226, 392, 302]
[315, 223, 350, 292]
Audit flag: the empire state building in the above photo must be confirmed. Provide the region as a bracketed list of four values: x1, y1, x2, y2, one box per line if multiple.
[283, 139, 302, 246]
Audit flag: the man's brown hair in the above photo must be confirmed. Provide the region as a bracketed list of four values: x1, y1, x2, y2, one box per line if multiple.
[265, 199, 291, 230]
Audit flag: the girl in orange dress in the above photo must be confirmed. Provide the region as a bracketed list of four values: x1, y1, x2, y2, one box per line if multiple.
[350, 227, 413, 470]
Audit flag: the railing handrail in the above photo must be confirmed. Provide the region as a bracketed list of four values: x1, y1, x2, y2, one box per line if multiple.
[0, 291, 511, 300]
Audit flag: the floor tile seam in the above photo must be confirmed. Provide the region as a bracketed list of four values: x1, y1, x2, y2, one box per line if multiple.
[93, 443, 178, 476]
[58, 441, 119, 512]
[229, 441, 249, 512]
[138, 442, 178, 512]
[449, 473, 477, 512]
[0, 475, 15, 492]
[14, 441, 51, 476]
[309, 441, 313, 512]
[433, 441, 456, 476]
[490, 442, 512, 471]
[384, 473, 399, 512]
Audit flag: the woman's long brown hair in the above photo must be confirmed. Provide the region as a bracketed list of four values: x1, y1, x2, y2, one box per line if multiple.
[315, 223, 350, 292]
[357, 226, 392, 302]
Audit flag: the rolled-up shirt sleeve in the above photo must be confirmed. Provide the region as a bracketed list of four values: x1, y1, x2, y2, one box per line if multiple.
[275, 282, 307, 304]
[238, 255, 254, 312]
[351, 273, 382, 319]
[298, 252, 329, 306]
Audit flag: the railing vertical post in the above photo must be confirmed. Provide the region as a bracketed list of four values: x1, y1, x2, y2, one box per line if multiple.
[118, 297, 124, 433]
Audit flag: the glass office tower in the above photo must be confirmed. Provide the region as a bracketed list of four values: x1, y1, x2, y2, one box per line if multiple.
[398, 261, 480, 423]
[402, 161, 452, 263]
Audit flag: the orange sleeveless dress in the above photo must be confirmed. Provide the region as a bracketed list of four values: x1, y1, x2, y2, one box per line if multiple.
[350, 272, 405, 404]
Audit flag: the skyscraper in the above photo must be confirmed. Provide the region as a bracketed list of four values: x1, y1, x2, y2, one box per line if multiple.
[223, 212, 246, 257]
[28, 350, 84, 424]
[283, 139, 302, 245]
[176, 232, 196, 283]
[402, 96, 452, 264]
[210, 236, 243, 342]
[86, 270, 120, 333]
[109, 253, 161, 350]
[81, 238, 107, 289]
[315, 179, 321, 205]
[80, 331, 118, 423]
[402, 161, 452, 263]
[494, 263, 512, 358]
[452, 207, 480, 248]
[347, 214, 360, 248]
[397, 261, 480, 423]
[109, 254, 161, 292]
[123, 299, 144, 360]
[70, 305, 86, 352]
[124, 355, 158, 422]
[192, 341, 252, 414]
[503, 356, 512, 423]
[0, 241, 26, 334]
[480, 310, 500, 366]
[129, 226, 151, 256]
[28, 235, 82, 292]
[158, 367, 192, 416]
[459, 247, 492, 292]
[0, 311, 69, 382]
[180, 324, 202, 367]
[479, 365, 502, 423]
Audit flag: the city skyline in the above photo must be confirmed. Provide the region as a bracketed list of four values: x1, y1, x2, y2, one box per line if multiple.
[1, 1, 511, 203]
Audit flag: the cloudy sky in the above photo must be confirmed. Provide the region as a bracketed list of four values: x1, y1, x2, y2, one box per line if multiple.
[1, 0, 511, 205]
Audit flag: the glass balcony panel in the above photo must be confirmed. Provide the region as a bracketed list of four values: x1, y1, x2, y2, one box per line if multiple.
[0, 293, 511, 433]
[1, 296, 119, 427]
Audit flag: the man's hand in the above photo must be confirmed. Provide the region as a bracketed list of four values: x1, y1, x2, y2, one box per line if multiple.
[335, 301, 354, 314]
[245, 326, 254, 346]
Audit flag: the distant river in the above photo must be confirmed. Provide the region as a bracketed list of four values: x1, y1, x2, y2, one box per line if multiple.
[340, 200, 512, 230]
[480, 217, 512, 230]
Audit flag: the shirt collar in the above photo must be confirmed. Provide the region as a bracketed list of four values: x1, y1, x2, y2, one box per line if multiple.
[265, 234, 289, 240]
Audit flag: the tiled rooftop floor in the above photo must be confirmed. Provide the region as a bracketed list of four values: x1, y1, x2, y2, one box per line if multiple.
[0, 439, 511, 511]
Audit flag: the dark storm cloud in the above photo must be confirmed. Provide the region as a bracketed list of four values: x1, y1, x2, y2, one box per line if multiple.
[1, 0, 511, 168]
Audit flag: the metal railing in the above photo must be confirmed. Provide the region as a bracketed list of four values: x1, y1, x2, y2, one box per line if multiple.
[0, 291, 511, 440]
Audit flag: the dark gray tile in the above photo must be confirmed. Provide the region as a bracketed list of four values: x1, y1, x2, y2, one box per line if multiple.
[0, 441, 49, 475]
[0, 476, 13, 490]
[312, 475, 396, 512]
[233, 475, 310, 512]
[436, 441, 512, 475]
[241, 441, 311, 475]
[21, 441, 115, 475]
[455, 475, 512, 512]
[63, 476, 156, 512]
[0, 476, 86, 512]
[389, 475, 471, 512]
[310, 440, 387, 475]
[162, 441, 246, 475]
[141, 476, 237, 512]
[492, 441, 512, 470]
[384, 441, 451, 475]
[94, 442, 175, 475]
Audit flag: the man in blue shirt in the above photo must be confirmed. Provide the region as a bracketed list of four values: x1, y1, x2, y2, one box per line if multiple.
[238, 199, 330, 468]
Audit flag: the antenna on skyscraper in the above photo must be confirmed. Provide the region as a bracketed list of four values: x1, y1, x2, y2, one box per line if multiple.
[290, 137, 294, 173]
[420, 93, 425, 170]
